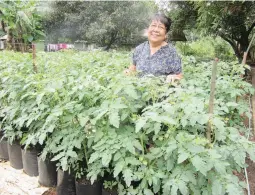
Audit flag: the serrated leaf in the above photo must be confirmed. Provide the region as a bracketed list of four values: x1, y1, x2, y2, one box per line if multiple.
[186, 143, 205, 154]
[212, 179, 223, 195]
[135, 118, 147, 133]
[213, 117, 225, 130]
[126, 141, 136, 154]
[226, 183, 242, 195]
[94, 131, 104, 142]
[102, 153, 112, 167]
[124, 87, 139, 99]
[178, 180, 188, 195]
[191, 156, 208, 176]
[113, 152, 122, 161]
[89, 153, 99, 164]
[167, 158, 174, 171]
[39, 132, 46, 145]
[79, 115, 89, 127]
[123, 169, 133, 187]
[177, 152, 189, 164]
[109, 111, 120, 128]
[144, 189, 154, 195]
[125, 157, 140, 165]
[66, 150, 77, 158]
[171, 184, 178, 195]
[114, 161, 125, 177]
[51, 152, 65, 161]
[133, 140, 143, 151]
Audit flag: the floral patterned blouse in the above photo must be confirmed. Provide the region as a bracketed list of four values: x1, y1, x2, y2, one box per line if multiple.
[132, 41, 182, 76]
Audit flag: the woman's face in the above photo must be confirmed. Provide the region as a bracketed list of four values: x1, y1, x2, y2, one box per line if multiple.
[147, 20, 167, 44]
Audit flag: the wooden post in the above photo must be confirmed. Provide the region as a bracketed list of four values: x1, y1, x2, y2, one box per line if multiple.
[243, 34, 255, 135]
[207, 58, 219, 142]
[32, 44, 37, 73]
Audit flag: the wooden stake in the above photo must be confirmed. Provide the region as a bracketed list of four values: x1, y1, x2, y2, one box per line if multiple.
[243, 34, 255, 135]
[32, 44, 37, 73]
[207, 58, 219, 142]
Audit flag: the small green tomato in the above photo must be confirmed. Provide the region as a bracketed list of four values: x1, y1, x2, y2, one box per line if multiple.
[158, 136, 164, 141]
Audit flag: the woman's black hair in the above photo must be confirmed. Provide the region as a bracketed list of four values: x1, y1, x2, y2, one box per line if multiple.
[150, 13, 172, 33]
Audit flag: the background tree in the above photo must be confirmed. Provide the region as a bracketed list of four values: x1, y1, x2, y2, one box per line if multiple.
[0, 0, 44, 52]
[158, 1, 255, 64]
[43, 1, 155, 50]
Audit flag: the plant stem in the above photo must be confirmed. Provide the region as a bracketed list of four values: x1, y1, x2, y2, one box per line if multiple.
[83, 140, 89, 169]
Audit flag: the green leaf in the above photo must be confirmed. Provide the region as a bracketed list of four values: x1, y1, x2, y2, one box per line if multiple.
[126, 141, 136, 154]
[191, 156, 208, 176]
[66, 150, 77, 158]
[78, 115, 89, 127]
[114, 161, 125, 177]
[226, 184, 242, 195]
[89, 153, 100, 164]
[186, 143, 205, 154]
[177, 152, 189, 164]
[178, 180, 188, 195]
[113, 152, 122, 161]
[39, 132, 46, 145]
[94, 131, 104, 143]
[144, 189, 154, 195]
[124, 87, 139, 99]
[51, 152, 65, 161]
[102, 153, 112, 167]
[109, 111, 120, 128]
[212, 179, 223, 195]
[123, 168, 133, 187]
[166, 158, 174, 171]
[171, 184, 178, 195]
[135, 118, 147, 133]
[133, 140, 143, 151]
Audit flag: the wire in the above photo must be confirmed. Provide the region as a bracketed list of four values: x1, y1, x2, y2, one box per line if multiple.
[244, 94, 252, 195]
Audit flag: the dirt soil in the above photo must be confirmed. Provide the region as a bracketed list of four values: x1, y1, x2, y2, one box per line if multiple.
[0, 161, 49, 195]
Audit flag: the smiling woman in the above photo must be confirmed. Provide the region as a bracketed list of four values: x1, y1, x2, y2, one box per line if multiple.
[125, 13, 182, 82]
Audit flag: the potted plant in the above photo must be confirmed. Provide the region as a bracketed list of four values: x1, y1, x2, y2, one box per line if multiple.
[38, 153, 57, 187]
[57, 168, 76, 195]
[102, 180, 118, 195]
[0, 129, 9, 161]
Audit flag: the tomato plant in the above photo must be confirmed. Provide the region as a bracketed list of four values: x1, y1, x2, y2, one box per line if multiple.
[0, 50, 254, 194]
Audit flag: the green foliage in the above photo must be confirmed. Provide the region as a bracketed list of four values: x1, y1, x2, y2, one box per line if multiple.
[0, 0, 44, 50]
[43, 1, 154, 49]
[176, 36, 236, 61]
[160, 1, 255, 63]
[0, 50, 254, 195]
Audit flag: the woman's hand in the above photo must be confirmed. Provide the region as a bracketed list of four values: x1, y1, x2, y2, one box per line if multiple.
[124, 65, 136, 75]
[166, 73, 183, 83]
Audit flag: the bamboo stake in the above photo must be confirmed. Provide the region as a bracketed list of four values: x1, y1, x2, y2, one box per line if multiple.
[207, 58, 219, 142]
[32, 44, 37, 73]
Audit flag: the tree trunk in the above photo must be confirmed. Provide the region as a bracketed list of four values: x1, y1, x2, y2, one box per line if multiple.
[104, 32, 118, 51]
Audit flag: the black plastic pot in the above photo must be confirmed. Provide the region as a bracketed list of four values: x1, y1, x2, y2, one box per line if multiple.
[102, 188, 118, 195]
[38, 156, 57, 187]
[21, 148, 39, 176]
[0, 135, 9, 160]
[57, 169, 76, 195]
[8, 141, 23, 169]
[75, 179, 102, 195]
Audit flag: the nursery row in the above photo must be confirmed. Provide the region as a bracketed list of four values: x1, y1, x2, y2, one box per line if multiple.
[0, 50, 254, 195]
